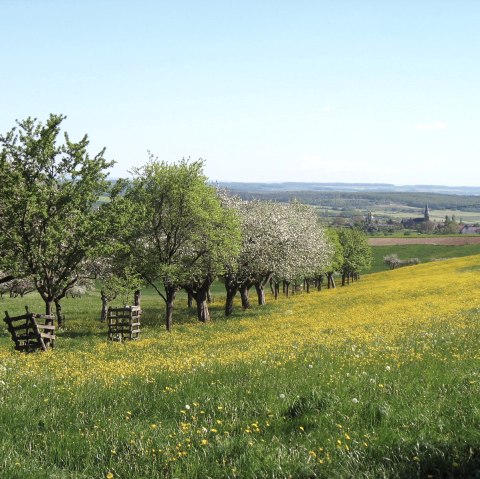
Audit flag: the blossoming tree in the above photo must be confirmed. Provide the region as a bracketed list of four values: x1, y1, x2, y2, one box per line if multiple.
[222, 195, 333, 314]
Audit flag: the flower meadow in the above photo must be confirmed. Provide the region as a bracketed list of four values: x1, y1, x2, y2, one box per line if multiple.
[0, 256, 479, 478]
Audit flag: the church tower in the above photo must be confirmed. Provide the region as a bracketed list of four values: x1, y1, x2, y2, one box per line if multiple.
[424, 204, 430, 221]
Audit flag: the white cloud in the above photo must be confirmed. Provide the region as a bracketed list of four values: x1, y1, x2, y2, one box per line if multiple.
[323, 106, 331, 113]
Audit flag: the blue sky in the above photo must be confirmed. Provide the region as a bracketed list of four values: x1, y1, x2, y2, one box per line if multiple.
[1, 1, 479, 185]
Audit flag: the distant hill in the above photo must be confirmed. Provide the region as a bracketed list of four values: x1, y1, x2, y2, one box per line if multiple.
[215, 182, 480, 213]
[216, 182, 480, 195]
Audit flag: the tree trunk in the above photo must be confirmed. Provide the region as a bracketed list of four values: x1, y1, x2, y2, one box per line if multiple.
[341, 273, 346, 286]
[54, 299, 63, 328]
[285, 281, 290, 297]
[254, 282, 266, 305]
[190, 284, 211, 322]
[306, 279, 310, 293]
[207, 288, 213, 303]
[327, 272, 336, 289]
[45, 300, 53, 317]
[165, 286, 177, 332]
[100, 291, 109, 322]
[239, 284, 251, 309]
[196, 296, 210, 322]
[186, 278, 212, 322]
[134, 289, 141, 307]
[225, 285, 238, 316]
[187, 291, 193, 308]
[273, 280, 279, 300]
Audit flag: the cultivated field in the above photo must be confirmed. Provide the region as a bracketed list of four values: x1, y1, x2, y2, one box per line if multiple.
[1, 257, 479, 478]
[367, 208, 480, 224]
[369, 236, 480, 246]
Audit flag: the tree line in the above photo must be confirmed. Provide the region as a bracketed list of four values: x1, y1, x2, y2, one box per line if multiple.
[233, 190, 480, 212]
[0, 115, 372, 330]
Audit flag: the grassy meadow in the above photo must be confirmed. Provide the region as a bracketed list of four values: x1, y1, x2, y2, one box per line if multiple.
[1, 257, 480, 478]
[370, 243, 480, 273]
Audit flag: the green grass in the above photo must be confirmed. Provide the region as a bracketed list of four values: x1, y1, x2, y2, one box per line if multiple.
[2, 342, 479, 478]
[1, 263, 479, 478]
[369, 243, 480, 273]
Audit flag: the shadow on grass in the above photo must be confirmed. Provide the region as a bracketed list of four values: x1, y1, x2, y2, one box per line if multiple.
[57, 329, 107, 340]
[141, 299, 279, 328]
[394, 445, 480, 479]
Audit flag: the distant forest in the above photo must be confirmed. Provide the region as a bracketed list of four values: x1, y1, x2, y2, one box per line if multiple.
[223, 190, 480, 212]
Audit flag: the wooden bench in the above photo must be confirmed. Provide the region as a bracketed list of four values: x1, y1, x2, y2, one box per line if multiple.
[107, 305, 141, 341]
[4, 307, 56, 352]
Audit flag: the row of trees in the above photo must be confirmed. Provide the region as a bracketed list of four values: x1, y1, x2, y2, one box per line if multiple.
[0, 115, 372, 331]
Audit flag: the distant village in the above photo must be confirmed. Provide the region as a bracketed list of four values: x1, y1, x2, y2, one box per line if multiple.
[363, 205, 480, 235]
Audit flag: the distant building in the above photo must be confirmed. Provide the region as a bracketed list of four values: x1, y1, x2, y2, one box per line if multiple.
[401, 204, 433, 230]
[459, 225, 480, 234]
[424, 204, 430, 221]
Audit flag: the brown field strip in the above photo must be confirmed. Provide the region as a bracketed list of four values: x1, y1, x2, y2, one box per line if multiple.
[369, 236, 480, 246]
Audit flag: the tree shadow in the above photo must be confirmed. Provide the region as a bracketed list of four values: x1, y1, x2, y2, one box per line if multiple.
[58, 330, 107, 340]
[395, 445, 480, 479]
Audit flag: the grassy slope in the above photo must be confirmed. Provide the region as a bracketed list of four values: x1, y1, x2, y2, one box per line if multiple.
[369, 243, 480, 273]
[1, 257, 480, 478]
